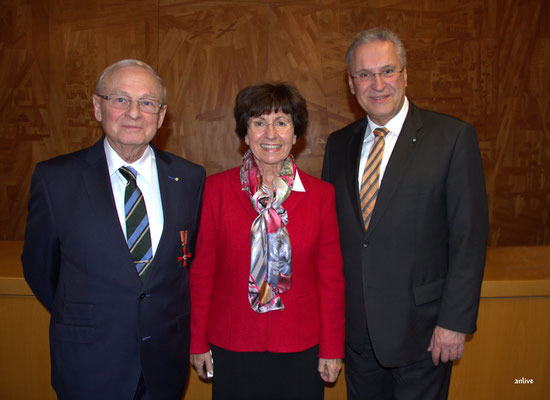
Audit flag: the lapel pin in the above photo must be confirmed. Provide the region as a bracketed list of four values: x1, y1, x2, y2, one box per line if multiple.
[168, 176, 180, 181]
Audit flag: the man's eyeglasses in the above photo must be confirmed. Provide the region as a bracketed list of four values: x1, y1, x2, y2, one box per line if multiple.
[96, 94, 163, 114]
[349, 67, 405, 83]
[248, 118, 294, 133]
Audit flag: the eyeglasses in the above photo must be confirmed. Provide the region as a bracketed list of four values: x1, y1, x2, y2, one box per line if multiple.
[349, 67, 405, 82]
[96, 94, 163, 114]
[248, 118, 294, 133]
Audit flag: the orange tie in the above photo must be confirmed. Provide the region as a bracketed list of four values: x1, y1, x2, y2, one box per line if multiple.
[360, 127, 388, 229]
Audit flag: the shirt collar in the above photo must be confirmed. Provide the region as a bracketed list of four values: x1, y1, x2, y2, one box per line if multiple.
[292, 169, 305, 192]
[104, 138, 155, 183]
[367, 96, 409, 137]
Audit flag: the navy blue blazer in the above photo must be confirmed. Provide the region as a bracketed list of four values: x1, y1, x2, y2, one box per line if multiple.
[22, 138, 205, 399]
[322, 103, 489, 367]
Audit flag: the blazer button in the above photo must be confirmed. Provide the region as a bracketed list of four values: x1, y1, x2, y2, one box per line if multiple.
[363, 240, 369, 248]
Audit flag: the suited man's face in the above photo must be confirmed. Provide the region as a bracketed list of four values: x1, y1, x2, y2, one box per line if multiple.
[92, 65, 166, 162]
[348, 40, 407, 126]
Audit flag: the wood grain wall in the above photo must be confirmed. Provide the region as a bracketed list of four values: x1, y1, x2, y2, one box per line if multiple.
[1, 0, 549, 245]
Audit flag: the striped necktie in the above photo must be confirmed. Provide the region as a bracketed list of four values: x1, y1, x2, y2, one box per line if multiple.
[360, 127, 389, 230]
[119, 166, 152, 282]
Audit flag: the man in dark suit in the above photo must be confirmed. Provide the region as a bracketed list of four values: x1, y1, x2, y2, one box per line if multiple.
[22, 59, 205, 400]
[322, 28, 489, 399]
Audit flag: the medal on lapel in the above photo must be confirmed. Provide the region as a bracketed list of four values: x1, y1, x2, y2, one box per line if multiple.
[177, 230, 192, 267]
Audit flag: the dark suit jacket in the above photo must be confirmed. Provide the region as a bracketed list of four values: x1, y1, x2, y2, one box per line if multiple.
[22, 138, 205, 400]
[190, 167, 345, 359]
[322, 102, 489, 367]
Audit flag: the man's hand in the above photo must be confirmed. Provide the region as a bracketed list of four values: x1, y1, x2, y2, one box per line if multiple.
[318, 358, 342, 383]
[190, 351, 214, 380]
[427, 325, 466, 366]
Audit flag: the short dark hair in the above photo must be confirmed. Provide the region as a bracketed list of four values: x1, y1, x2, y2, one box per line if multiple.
[233, 82, 308, 140]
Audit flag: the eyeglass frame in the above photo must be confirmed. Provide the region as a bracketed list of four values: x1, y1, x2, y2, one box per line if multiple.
[247, 118, 294, 133]
[349, 66, 405, 83]
[95, 94, 164, 114]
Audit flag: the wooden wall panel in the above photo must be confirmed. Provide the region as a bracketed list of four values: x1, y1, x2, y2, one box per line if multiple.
[0, 295, 56, 400]
[488, 0, 550, 245]
[449, 296, 550, 400]
[1, 0, 549, 245]
[265, 3, 329, 172]
[46, 0, 159, 157]
[3, 243, 549, 399]
[157, 1, 270, 173]
[0, 0, 49, 240]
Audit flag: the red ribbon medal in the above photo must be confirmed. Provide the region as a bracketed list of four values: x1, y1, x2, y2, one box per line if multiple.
[177, 230, 192, 266]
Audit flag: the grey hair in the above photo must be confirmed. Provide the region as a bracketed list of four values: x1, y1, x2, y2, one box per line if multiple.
[95, 59, 167, 104]
[345, 27, 407, 71]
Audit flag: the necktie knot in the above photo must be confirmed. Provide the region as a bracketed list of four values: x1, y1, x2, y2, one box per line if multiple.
[373, 127, 389, 138]
[119, 166, 138, 183]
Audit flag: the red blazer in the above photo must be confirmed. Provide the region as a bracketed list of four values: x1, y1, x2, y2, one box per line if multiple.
[190, 167, 344, 359]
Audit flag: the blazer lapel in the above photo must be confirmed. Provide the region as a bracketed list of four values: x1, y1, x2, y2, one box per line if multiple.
[346, 118, 369, 228]
[282, 168, 307, 215]
[154, 148, 174, 255]
[82, 138, 142, 285]
[149, 147, 185, 279]
[229, 168, 258, 219]
[367, 103, 422, 234]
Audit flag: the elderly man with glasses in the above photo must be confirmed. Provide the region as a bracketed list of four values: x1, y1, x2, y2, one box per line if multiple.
[322, 28, 489, 400]
[22, 59, 205, 400]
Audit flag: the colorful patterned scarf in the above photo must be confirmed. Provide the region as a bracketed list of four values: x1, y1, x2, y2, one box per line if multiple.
[240, 149, 295, 313]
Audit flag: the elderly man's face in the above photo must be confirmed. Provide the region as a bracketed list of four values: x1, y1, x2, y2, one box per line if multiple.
[93, 65, 166, 161]
[348, 40, 407, 126]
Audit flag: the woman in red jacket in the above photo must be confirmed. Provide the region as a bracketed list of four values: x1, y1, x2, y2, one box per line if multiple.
[189, 82, 345, 400]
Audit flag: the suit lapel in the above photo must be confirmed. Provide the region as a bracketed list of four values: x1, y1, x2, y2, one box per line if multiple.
[154, 148, 174, 256]
[346, 118, 369, 228]
[149, 147, 186, 286]
[81, 138, 142, 285]
[368, 104, 422, 234]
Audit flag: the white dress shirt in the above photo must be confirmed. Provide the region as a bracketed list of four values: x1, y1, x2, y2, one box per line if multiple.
[293, 169, 305, 192]
[358, 97, 410, 188]
[104, 139, 164, 257]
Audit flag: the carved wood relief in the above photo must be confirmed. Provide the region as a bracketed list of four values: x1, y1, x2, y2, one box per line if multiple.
[1, 0, 548, 245]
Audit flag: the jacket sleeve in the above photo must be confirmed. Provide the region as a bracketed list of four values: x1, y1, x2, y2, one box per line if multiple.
[21, 164, 61, 312]
[187, 167, 206, 261]
[438, 122, 489, 334]
[321, 135, 332, 183]
[315, 184, 345, 358]
[189, 177, 219, 354]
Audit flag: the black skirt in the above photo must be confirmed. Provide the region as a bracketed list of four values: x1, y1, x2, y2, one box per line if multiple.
[210, 344, 324, 400]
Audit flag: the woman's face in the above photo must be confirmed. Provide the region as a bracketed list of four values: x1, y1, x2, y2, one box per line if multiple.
[245, 111, 296, 174]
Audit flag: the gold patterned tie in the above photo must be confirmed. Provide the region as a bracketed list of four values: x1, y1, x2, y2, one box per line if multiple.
[360, 127, 389, 230]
